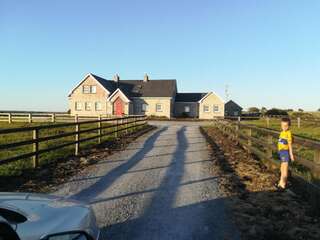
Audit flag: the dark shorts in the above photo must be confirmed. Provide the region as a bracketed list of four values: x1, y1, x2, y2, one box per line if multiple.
[279, 150, 290, 163]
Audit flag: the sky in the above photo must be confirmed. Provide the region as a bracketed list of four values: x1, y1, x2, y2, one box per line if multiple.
[0, 0, 319, 112]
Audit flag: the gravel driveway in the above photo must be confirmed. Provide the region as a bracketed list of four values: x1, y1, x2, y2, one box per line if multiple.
[55, 121, 239, 239]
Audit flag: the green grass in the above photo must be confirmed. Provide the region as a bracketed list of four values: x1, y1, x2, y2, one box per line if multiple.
[0, 120, 142, 176]
[241, 118, 320, 141]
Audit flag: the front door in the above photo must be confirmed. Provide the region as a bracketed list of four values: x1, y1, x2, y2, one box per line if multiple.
[113, 97, 124, 116]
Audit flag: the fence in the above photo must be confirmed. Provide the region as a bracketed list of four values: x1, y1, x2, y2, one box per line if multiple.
[212, 119, 320, 212]
[0, 112, 117, 123]
[225, 115, 320, 128]
[0, 115, 147, 171]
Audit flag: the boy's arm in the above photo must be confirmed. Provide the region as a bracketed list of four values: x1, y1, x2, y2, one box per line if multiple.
[289, 142, 294, 161]
[288, 132, 294, 161]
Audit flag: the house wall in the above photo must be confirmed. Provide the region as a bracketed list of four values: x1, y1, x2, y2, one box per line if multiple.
[132, 97, 172, 118]
[198, 93, 225, 119]
[69, 75, 109, 116]
[174, 102, 199, 118]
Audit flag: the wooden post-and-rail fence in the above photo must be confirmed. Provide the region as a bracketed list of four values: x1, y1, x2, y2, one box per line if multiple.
[213, 119, 320, 213]
[0, 115, 147, 170]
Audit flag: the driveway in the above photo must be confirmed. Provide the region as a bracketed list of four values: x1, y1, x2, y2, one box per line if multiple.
[55, 121, 239, 239]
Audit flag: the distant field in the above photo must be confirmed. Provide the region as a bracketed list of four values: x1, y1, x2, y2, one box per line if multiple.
[0, 120, 135, 176]
[241, 118, 320, 141]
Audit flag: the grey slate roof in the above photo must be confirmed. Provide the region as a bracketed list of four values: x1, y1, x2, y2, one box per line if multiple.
[225, 100, 243, 110]
[91, 74, 177, 98]
[175, 93, 208, 102]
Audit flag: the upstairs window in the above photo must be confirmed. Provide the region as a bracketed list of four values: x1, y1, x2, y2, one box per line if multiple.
[91, 86, 96, 93]
[213, 105, 220, 112]
[83, 85, 90, 94]
[75, 102, 82, 111]
[83, 85, 96, 94]
[156, 104, 162, 112]
[95, 102, 102, 111]
[85, 102, 92, 111]
[203, 105, 209, 112]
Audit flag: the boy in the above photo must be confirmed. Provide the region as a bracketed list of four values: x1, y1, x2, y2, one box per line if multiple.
[276, 117, 294, 190]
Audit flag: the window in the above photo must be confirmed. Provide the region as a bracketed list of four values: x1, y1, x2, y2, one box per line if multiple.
[82, 85, 96, 94]
[95, 102, 102, 111]
[91, 86, 96, 93]
[75, 102, 82, 111]
[85, 102, 92, 111]
[203, 105, 209, 112]
[184, 106, 190, 113]
[213, 105, 220, 112]
[142, 103, 148, 112]
[156, 104, 162, 112]
[83, 85, 90, 94]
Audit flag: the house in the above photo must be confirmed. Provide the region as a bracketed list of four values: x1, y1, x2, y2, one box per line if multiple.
[225, 100, 243, 117]
[68, 73, 225, 119]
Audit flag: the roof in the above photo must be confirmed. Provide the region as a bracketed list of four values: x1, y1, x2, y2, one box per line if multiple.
[175, 93, 208, 102]
[225, 100, 243, 109]
[91, 74, 177, 98]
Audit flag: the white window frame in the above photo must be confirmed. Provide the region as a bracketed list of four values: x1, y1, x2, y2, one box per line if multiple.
[75, 102, 82, 111]
[95, 102, 102, 111]
[83, 85, 90, 94]
[142, 103, 148, 112]
[90, 85, 97, 94]
[203, 105, 209, 113]
[156, 104, 163, 112]
[184, 106, 190, 113]
[213, 105, 220, 112]
[85, 102, 92, 111]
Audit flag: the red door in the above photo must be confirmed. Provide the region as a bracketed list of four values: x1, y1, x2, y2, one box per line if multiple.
[113, 97, 124, 116]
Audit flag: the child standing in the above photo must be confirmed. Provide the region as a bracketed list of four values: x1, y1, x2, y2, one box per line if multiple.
[276, 117, 294, 190]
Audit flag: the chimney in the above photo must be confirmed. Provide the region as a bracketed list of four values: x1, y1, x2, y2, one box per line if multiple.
[113, 74, 120, 82]
[144, 73, 149, 82]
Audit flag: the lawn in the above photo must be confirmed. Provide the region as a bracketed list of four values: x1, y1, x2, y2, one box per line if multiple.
[0, 120, 141, 176]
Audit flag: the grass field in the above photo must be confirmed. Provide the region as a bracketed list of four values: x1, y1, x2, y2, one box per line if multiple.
[241, 118, 320, 141]
[0, 120, 140, 176]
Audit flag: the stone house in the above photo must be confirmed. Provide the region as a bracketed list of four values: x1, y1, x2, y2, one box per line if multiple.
[68, 73, 225, 119]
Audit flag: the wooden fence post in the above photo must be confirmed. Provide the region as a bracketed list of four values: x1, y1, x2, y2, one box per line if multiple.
[98, 115, 102, 144]
[266, 117, 270, 128]
[75, 115, 80, 156]
[115, 118, 118, 138]
[32, 129, 39, 168]
[267, 134, 273, 159]
[238, 116, 241, 123]
[247, 128, 252, 154]
[28, 113, 32, 123]
[297, 117, 301, 129]
[125, 117, 128, 134]
[8, 113, 12, 124]
[51, 113, 55, 123]
[314, 149, 320, 165]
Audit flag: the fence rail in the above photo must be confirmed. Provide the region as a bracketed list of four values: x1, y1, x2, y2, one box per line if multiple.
[225, 115, 320, 128]
[0, 112, 116, 123]
[212, 119, 320, 212]
[0, 115, 147, 170]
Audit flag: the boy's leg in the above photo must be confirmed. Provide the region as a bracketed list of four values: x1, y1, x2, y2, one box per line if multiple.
[279, 162, 289, 188]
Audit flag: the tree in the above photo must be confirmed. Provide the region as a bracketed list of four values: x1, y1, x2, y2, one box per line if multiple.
[248, 107, 260, 113]
[261, 107, 267, 114]
[265, 108, 288, 116]
[318, 108, 320, 112]
[298, 108, 304, 112]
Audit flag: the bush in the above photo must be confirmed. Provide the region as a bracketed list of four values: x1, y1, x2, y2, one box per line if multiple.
[265, 108, 288, 116]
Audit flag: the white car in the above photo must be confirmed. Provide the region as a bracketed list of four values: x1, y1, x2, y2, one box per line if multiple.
[0, 192, 100, 240]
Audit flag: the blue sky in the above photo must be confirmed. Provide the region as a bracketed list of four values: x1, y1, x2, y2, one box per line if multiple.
[1, 0, 319, 111]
